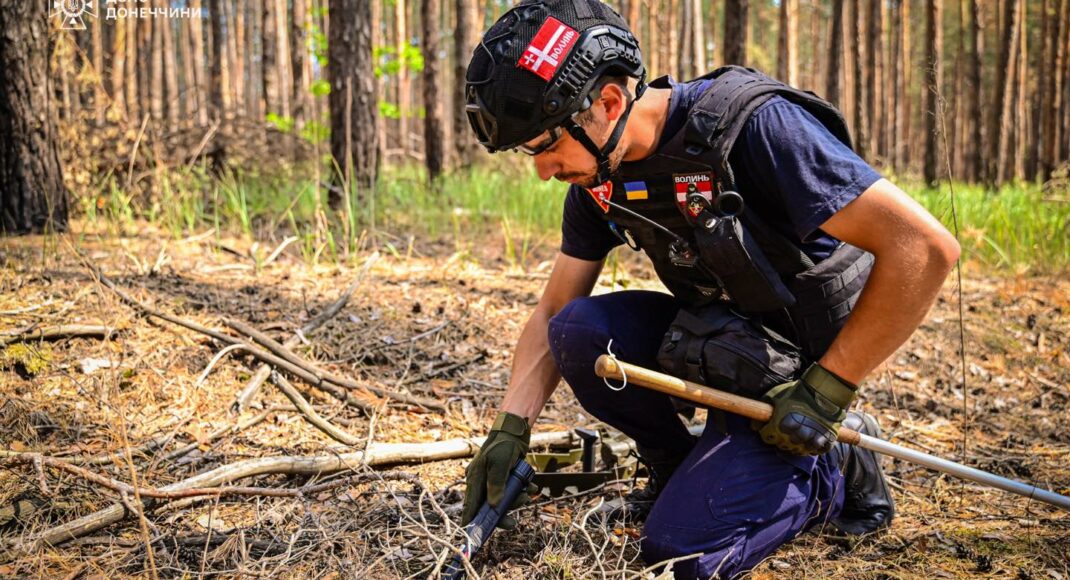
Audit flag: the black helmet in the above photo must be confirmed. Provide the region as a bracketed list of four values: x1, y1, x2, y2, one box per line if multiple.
[465, 0, 646, 157]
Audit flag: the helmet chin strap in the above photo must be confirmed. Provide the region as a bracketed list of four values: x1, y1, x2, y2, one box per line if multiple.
[562, 96, 638, 185]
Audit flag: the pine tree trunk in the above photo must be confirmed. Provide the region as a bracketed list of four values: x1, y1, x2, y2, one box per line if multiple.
[649, 0, 661, 76]
[160, 3, 180, 131]
[263, 0, 279, 115]
[1061, 0, 1070, 163]
[126, 15, 140, 122]
[396, 0, 410, 155]
[274, 0, 293, 119]
[898, 0, 911, 172]
[668, 0, 680, 79]
[150, 16, 165, 122]
[1014, 0, 1027, 182]
[91, 9, 105, 125]
[724, 0, 748, 66]
[1052, 0, 1070, 173]
[0, 0, 69, 234]
[421, 0, 445, 179]
[452, 0, 480, 168]
[329, 0, 379, 190]
[777, 0, 797, 84]
[233, 0, 247, 117]
[690, 0, 706, 75]
[994, 0, 1020, 186]
[852, 0, 868, 160]
[923, 0, 942, 186]
[968, 0, 982, 182]
[867, 0, 881, 160]
[827, 0, 844, 109]
[210, 0, 227, 120]
[111, 16, 128, 119]
[248, 0, 264, 119]
[179, 12, 196, 125]
[889, 0, 900, 171]
[190, 0, 209, 125]
[292, 0, 312, 126]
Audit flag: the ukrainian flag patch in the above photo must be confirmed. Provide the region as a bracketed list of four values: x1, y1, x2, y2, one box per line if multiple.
[624, 181, 648, 201]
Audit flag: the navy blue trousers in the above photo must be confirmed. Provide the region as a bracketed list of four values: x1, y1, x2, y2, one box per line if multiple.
[548, 291, 846, 579]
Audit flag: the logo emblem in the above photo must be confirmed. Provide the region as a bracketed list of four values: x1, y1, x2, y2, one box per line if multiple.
[673, 173, 715, 217]
[517, 17, 579, 81]
[50, 0, 96, 30]
[586, 182, 612, 213]
[624, 181, 648, 201]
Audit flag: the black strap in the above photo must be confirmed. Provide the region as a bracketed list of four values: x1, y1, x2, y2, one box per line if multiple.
[564, 94, 637, 185]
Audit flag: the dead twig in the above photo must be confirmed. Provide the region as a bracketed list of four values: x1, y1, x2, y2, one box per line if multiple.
[226, 317, 444, 411]
[232, 252, 378, 412]
[3, 430, 576, 555]
[270, 372, 363, 446]
[0, 325, 118, 346]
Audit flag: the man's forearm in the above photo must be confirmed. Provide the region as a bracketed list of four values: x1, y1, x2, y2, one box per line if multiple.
[500, 307, 563, 423]
[819, 242, 958, 385]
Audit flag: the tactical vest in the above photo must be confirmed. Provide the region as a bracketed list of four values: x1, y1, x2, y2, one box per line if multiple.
[586, 66, 874, 361]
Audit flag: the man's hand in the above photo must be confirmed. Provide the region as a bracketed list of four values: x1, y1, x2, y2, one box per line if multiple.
[461, 411, 535, 529]
[758, 363, 857, 455]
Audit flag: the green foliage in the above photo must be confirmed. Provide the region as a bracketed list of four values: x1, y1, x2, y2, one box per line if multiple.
[372, 43, 424, 78]
[379, 101, 401, 119]
[300, 119, 330, 144]
[2, 343, 53, 377]
[907, 182, 1070, 274]
[266, 112, 295, 134]
[310, 79, 331, 97]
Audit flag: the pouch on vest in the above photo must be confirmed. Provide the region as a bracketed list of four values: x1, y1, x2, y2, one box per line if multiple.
[657, 303, 802, 400]
[693, 214, 797, 313]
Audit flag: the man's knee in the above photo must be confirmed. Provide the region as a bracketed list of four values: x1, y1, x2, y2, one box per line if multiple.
[547, 296, 609, 373]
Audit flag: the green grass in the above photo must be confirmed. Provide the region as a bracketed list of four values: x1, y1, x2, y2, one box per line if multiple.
[79, 163, 1069, 273]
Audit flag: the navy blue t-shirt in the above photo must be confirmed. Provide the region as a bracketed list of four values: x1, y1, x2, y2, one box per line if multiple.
[560, 76, 882, 262]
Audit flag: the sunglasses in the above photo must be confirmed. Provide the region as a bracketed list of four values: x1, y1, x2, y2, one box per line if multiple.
[516, 126, 564, 156]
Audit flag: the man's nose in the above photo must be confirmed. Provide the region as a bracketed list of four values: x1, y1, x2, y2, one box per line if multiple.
[533, 155, 558, 181]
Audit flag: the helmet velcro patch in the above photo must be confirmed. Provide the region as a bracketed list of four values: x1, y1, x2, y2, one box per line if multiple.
[516, 17, 579, 81]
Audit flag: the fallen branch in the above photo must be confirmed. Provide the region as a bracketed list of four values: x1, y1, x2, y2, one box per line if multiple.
[227, 317, 443, 411]
[234, 252, 379, 412]
[270, 372, 363, 446]
[0, 325, 118, 346]
[2, 430, 576, 556]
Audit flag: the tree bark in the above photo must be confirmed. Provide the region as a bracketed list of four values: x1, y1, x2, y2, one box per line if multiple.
[396, 0, 410, 155]
[126, 13, 140, 122]
[329, 0, 379, 190]
[826, 0, 844, 109]
[110, 16, 128, 119]
[889, 0, 900, 171]
[724, 0, 748, 66]
[209, 0, 226, 120]
[159, 1, 181, 130]
[923, 0, 942, 186]
[777, 0, 798, 85]
[274, 0, 293, 119]
[851, 0, 868, 160]
[452, 0, 480, 168]
[190, 0, 209, 125]
[421, 0, 445, 179]
[0, 0, 69, 234]
[1014, 0, 1026, 181]
[293, 0, 313, 126]
[993, 0, 1020, 186]
[897, 0, 911, 172]
[232, 0, 247, 117]
[968, 0, 983, 182]
[1050, 0, 1068, 172]
[263, 0, 279, 115]
[150, 13, 165, 122]
[91, 8, 105, 125]
[689, 0, 705, 76]
[668, 0, 680, 79]
[867, 0, 882, 160]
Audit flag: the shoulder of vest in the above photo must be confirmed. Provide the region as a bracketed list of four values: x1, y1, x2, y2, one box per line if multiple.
[681, 66, 853, 175]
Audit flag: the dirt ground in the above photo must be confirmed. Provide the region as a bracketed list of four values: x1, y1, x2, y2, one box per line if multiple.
[1, 222, 1068, 579]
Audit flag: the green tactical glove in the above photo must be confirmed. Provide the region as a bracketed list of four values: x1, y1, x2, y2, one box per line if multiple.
[461, 411, 535, 530]
[758, 363, 858, 456]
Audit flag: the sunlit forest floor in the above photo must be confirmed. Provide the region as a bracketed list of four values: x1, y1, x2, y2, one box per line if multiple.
[1, 218, 1068, 578]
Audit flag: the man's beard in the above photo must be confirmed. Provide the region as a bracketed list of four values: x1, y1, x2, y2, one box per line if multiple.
[557, 145, 628, 188]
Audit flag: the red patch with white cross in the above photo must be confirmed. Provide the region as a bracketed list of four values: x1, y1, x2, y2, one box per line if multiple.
[586, 182, 612, 213]
[517, 17, 579, 81]
[673, 172, 715, 217]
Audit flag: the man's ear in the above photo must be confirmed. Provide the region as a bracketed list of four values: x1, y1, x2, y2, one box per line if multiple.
[600, 83, 627, 122]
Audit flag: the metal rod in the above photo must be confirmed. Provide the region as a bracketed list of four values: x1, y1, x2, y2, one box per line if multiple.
[857, 434, 1070, 510]
[594, 355, 1070, 512]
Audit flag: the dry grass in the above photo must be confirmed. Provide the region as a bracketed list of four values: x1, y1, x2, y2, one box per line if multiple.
[0, 221, 1067, 578]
